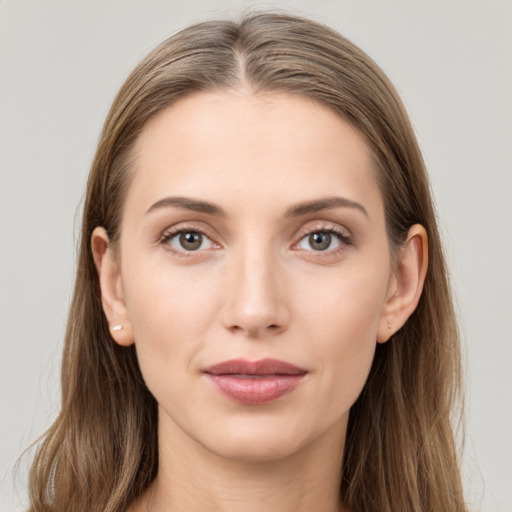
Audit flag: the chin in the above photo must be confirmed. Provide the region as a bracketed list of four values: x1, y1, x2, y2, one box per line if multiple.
[195, 416, 325, 464]
[208, 436, 307, 463]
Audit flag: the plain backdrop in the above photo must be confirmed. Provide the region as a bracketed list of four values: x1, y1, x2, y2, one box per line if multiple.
[1, 1, 511, 511]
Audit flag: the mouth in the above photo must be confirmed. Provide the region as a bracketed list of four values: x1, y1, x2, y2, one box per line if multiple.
[203, 358, 307, 405]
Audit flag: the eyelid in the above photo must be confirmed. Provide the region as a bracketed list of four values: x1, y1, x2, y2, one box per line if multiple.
[156, 220, 352, 258]
[292, 221, 352, 242]
[291, 221, 353, 254]
[158, 223, 222, 256]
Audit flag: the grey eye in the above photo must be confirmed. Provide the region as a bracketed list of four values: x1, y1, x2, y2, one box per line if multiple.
[308, 232, 331, 251]
[297, 231, 342, 252]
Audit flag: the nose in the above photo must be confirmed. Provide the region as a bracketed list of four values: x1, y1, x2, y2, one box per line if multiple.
[221, 244, 290, 338]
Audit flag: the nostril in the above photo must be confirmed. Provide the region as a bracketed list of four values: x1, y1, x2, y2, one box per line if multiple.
[228, 323, 281, 336]
[221, 296, 290, 336]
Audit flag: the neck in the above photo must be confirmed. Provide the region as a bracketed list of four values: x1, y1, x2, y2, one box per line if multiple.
[131, 411, 348, 512]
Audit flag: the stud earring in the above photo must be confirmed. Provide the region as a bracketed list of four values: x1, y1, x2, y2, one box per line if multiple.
[111, 325, 123, 332]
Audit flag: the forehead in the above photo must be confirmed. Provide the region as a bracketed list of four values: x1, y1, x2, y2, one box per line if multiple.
[127, 90, 383, 219]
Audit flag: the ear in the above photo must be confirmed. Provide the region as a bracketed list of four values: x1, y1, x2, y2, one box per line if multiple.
[377, 224, 428, 343]
[91, 227, 134, 346]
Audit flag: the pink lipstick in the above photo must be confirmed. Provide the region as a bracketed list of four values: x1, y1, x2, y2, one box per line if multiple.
[204, 358, 307, 405]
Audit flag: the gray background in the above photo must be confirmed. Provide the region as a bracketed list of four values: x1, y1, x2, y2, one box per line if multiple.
[1, 1, 511, 511]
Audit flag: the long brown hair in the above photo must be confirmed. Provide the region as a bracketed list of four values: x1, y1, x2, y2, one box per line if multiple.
[27, 12, 467, 512]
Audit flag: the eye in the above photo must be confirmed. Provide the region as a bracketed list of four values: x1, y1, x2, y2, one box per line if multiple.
[297, 231, 340, 251]
[162, 229, 217, 254]
[295, 228, 350, 253]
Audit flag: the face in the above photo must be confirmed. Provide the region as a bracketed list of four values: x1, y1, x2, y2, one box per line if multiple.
[106, 91, 398, 462]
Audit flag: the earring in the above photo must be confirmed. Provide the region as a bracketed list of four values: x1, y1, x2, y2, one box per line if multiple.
[111, 325, 123, 332]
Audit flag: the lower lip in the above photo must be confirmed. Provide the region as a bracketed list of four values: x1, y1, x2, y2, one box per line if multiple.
[206, 374, 305, 405]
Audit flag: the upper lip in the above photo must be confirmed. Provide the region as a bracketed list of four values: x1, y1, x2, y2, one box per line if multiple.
[204, 358, 307, 376]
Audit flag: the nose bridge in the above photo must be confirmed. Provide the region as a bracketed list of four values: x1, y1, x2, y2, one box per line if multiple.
[222, 233, 288, 336]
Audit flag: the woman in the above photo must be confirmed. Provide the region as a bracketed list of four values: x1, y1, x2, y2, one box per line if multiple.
[27, 12, 467, 512]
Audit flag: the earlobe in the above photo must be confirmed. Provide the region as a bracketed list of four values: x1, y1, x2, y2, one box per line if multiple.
[91, 227, 134, 346]
[377, 224, 428, 343]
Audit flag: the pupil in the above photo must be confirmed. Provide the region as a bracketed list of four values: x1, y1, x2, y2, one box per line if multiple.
[309, 232, 331, 251]
[180, 232, 202, 250]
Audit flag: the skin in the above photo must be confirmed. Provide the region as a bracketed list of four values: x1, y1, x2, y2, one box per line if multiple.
[92, 90, 427, 512]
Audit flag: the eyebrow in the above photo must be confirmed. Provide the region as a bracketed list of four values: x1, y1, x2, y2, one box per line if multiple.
[284, 196, 369, 218]
[145, 195, 368, 219]
[146, 196, 226, 216]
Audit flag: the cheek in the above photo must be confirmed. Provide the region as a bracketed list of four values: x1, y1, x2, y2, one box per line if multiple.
[296, 259, 389, 346]
[122, 260, 222, 371]
[294, 261, 390, 408]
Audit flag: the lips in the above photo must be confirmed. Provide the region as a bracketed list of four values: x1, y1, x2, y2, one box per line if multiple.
[204, 358, 307, 405]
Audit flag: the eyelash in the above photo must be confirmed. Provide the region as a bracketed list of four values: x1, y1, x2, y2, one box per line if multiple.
[158, 223, 352, 258]
[292, 224, 352, 257]
[159, 224, 219, 258]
